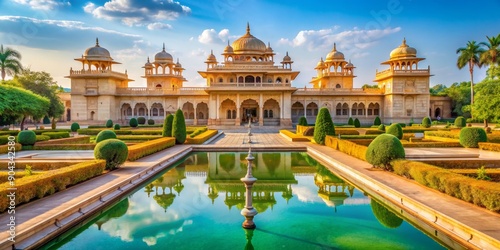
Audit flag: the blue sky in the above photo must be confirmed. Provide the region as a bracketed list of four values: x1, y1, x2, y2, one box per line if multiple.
[1, 0, 499, 88]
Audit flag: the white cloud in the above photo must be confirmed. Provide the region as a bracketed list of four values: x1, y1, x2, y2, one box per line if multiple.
[190, 48, 205, 57]
[197, 28, 232, 44]
[147, 22, 172, 30]
[84, 0, 191, 27]
[12, 0, 70, 10]
[280, 26, 401, 58]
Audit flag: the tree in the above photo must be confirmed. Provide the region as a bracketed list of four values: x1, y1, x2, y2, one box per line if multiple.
[480, 34, 500, 66]
[456, 41, 485, 118]
[313, 108, 335, 145]
[0, 84, 49, 129]
[14, 70, 64, 126]
[0, 45, 22, 81]
[445, 81, 471, 117]
[162, 114, 174, 137]
[172, 109, 186, 144]
[473, 79, 500, 123]
[429, 84, 447, 96]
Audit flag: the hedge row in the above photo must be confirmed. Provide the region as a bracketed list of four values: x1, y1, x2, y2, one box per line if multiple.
[0, 143, 22, 154]
[33, 144, 96, 150]
[279, 130, 311, 142]
[401, 141, 462, 148]
[0, 160, 106, 212]
[35, 136, 90, 145]
[365, 130, 385, 135]
[127, 137, 176, 161]
[0, 130, 19, 136]
[335, 129, 360, 135]
[295, 125, 311, 135]
[478, 142, 500, 152]
[325, 136, 367, 161]
[189, 127, 208, 138]
[424, 135, 460, 143]
[391, 160, 500, 212]
[449, 169, 500, 182]
[116, 135, 162, 141]
[0, 136, 10, 145]
[402, 128, 438, 133]
[0, 161, 77, 170]
[424, 131, 459, 139]
[186, 130, 218, 144]
[419, 159, 500, 169]
[488, 134, 500, 143]
[33, 129, 71, 135]
[0, 172, 34, 183]
[340, 135, 377, 139]
[41, 132, 70, 139]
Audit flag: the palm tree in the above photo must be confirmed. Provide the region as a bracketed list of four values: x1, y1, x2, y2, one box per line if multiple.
[480, 34, 500, 66]
[456, 41, 484, 118]
[0, 45, 22, 81]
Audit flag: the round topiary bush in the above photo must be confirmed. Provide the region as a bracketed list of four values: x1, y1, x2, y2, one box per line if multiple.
[455, 116, 466, 128]
[459, 127, 487, 148]
[129, 118, 138, 128]
[94, 139, 128, 170]
[378, 124, 385, 131]
[95, 130, 117, 143]
[105, 119, 113, 128]
[348, 117, 354, 126]
[370, 199, 403, 228]
[114, 124, 121, 130]
[354, 118, 361, 128]
[313, 107, 335, 145]
[365, 134, 405, 169]
[373, 116, 381, 126]
[137, 117, 146, 125]
[17, 130, 37, 146]
[70, 122, 80, 132]
[298, 116, 308, 126]
[147, 119, 155, 125]
[386, 123, 403, 139]
[421, 117, 431, 128]
[172, 109, 186, 144]
[162, 114, 174, 137]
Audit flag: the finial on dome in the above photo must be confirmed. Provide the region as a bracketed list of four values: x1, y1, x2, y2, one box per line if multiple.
[228, 40, 230, 46]
[286, 51, 289, 56]
[268, 42, 271, 47]
[246, 22, 250, 34]
[162, 43, 166, 51]
[349, 59, 351, 63]
[211, 49, 214, 55]
[177, 58, 180, 63]
[333, 43, 337, 51]
[147, 57, 150, 63]
[96, 38, 99, 47]
[321, 57, 324, 62]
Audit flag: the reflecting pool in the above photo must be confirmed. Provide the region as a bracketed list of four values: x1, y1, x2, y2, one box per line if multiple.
[43, 152, 447, 249]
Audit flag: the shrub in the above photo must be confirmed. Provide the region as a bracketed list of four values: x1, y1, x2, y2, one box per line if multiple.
[386, 123, 403, 139]
[172, 109, 187, 144]
[41, 132, 70, 139]
[325, 136, 367, 161]
[421, 117, 431, 128]
[17, 130, 37, 146]
[354, 118, 361, 128]
[313, 108, 335, 145]
[95, 130, 117, 143]
[137, 117, 146, 125]
[147, 119, 155, 125]
[114, 124, 121, 130]
[378, 124, 385, 131]
[127, 137, 175, 161]
[105, 119, 113, 128]
[365, 134, 405, 170]
[455, 116, 466, 128]
[348, 117, 354, 126]
[129, 118, 138, 128]
[374, 116, 381, 126]
[298, 116, 308, 126]
[186, 130, 218, 144]
[43, 116, 50, 124]
[70, 122, 80, 132]
[459, 127, 487, 148]
[370, 199, 403, 228]
[94, 139, 128, 170]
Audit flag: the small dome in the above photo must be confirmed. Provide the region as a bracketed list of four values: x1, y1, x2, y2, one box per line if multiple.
[315, 58, 325, 69]
[390, 38, 417, 59]
[266, 42, 273, 53]
[144, 57, 153, 67]
[232, 23, 267, 52]
[206, 50, 217, 62]
[155, 43, 173, 62]
[223, 41, 234, 54]
[84, 38, 112, 60]
[175, 58, 182, 68]
[325, 43, 344, 61]
[345, 60, 354, 68]
[282, 51, 292, 62]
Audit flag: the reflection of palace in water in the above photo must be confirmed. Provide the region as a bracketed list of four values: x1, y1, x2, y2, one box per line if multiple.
[144, 152, 361, 213]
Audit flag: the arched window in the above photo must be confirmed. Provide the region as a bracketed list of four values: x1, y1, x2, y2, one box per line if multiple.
[155, 84, 162, 89]
[126, 107, 132, 116]
[256, 76, 261, 83]
[238, 76, 244, 83]
[336, 103, 342, 116]
[276, 77, 282, 83]
[152, 108, 158, 116]
[218, 77, 223, 83]
[374, 103, 380, 116]
[189, 112, 194, 119]
[342, 103, 349, 116]
[245, 75, 255, 83]
[336, 84, 341, 88]
[352, 103, 358, 116]
[226, 110, 231, 119]
[232, 110, 236, 119]
[198, 112, 204, 119]
[229, 78, 234, 83]
[264, 110, 269, 118]
[269, 110, 273, 118]
[358, 103, 365, 116]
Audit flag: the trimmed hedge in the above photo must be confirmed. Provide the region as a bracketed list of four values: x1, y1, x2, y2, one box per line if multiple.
[335, 129, 360, 136]
[114, 124, 121, 130]
[450, 169, 500, 182]
[17, 130, 37, 146]
[348, 117, 354, 126]
[35, 136, 90, 145]
[354, 118, 361, 128]
[280, 130, 311, 142]
[298, 116, 308, 126]
[367, 129, 385, 135]
[186, 130, 218, 144]
[106, 119, 113, 128]
[420, 159, 500, 169]
[401, 141, 462, 148]
[70, 122, 80, 132]
[95, 130, 117, 143]
[378, 124, 385, 131]
[391, 160, 500, 212]
[94, 139, 128, 170]
[33, 129, 71, 135]
[459, 127, 487, 148]
[163, 114, 174, 137]
[314, 108, 335, 145]
[386, 123, 403, 139]
[147, 119, 155, 125]
[487, 134, 500, 143]
[0, 144, 21, 154]
[117, 135, 162, 141]
[130, 118, 138, 127]
[127, 137, 175, 161]
[455, 116, 466, 128]
[366, 134, 405, 169]
[0, 160, 106, 212]
[34, 144, 96, 150]
[341, 135, 377, 139]
[189, 127, 208, 138]
[421, 117, 431, 128]
[479, 142, 500, 152]
[36, 135, 51, 142]
[374, 116, 381, 126]
[41, 131, 70, 139]
[0, 136, 10, 145]
[137, 117, 146, 125]
[172, 109, 187, 144]
[0, 130, 20, 136]
[325, 136, 367, 161]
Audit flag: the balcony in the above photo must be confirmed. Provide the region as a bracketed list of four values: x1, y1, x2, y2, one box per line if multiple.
[69, 69, 129, 80]
[115, 87, 208, 96]
[294, 87, 383, 95]
[375, 68, 430, 80]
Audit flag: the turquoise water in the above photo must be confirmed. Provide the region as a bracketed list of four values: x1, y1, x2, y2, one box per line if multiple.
[44, 152, 447, 249]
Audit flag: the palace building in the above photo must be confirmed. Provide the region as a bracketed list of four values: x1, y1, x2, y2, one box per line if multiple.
[68, 24, 450, 126]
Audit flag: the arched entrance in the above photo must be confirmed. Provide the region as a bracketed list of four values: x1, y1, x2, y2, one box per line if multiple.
[196, 102, 209, 125]
[263, 99, 280, 126]
[434, 107, 441, 119]
[220, 99, 237, 125]
[291, 102, 304, 123]
[241, 99, 259, 124]
[182, 102, 195, 125]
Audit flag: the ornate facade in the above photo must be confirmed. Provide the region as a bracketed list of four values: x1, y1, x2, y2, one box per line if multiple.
[69, 25, 448, 126]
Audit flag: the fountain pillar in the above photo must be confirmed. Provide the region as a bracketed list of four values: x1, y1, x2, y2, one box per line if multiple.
[241, 123, 257, 229]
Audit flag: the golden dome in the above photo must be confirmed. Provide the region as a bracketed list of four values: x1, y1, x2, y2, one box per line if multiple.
[155, 43, 173, 63]
[390, 38, 417, 59]
[206, 50, 217, 62]
[315, 57, 325, 69]
[232, 23, 266, 52]
[144, 57, 153, 68]
[282, 51, 292, 62]
[175, 58, 183, 68]
[223, 41, 234, 54]
[325, 43, 344, 62]
[345, 60, 354, 68]
[84, 38, 112, 60]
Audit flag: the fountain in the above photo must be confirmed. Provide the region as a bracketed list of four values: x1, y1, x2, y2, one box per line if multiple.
[241, 122, 258, 229]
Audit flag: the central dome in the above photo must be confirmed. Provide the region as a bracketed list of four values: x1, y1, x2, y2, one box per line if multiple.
[390, 38, 417, 59]
[84, 38, 112, 60]
[232, 24, 266, 52]
[155, 43, 173, 63]
[325, 43, 344, 62]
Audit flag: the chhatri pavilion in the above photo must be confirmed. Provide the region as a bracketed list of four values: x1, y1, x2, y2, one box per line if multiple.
[68, 24, 450, 126]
